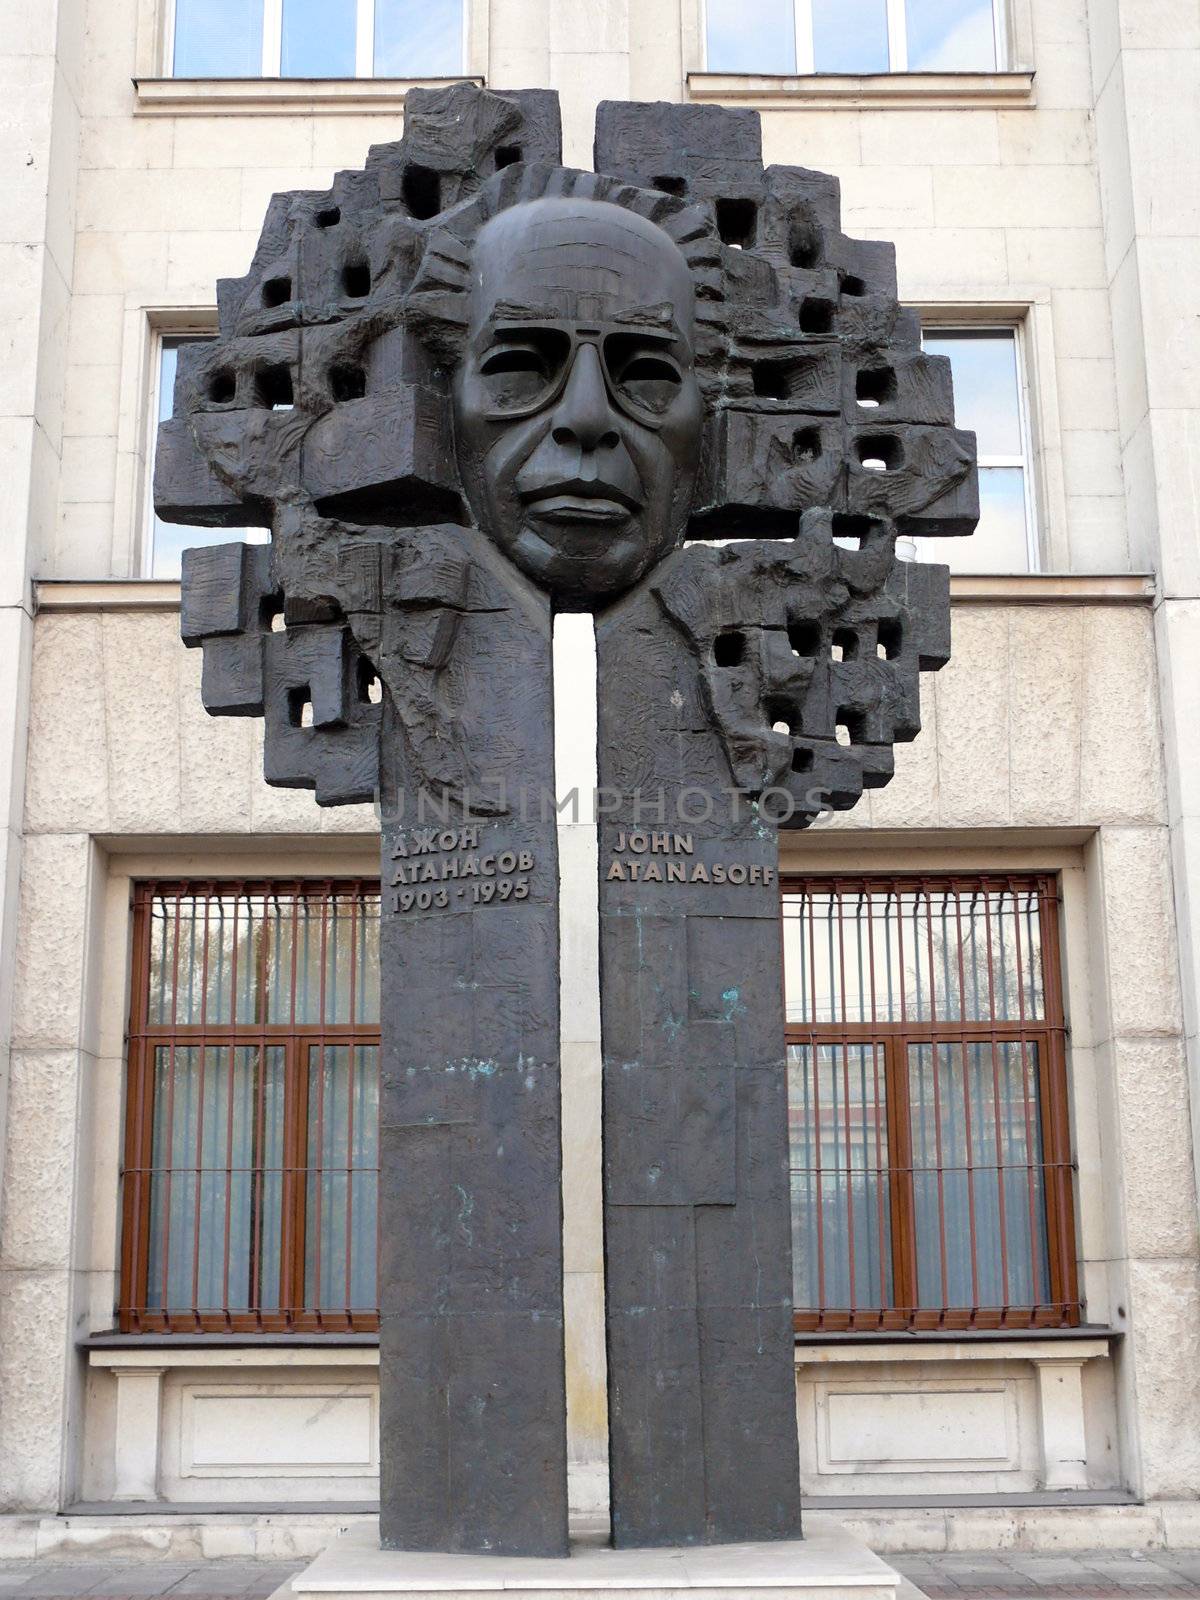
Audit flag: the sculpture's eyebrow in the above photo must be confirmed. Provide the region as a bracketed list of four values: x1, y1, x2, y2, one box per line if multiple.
[489, 299, 559, 322]
[610, 302, 680, 336]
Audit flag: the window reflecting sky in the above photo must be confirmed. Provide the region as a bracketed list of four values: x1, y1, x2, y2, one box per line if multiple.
[923, 330, 1022, 456]
[812, 0, 889, 73]
[906, 0, 997, 70]
[282, 0, 357, 76]
[375, 0, 463, 76]
[705, 0, 796, 74]
[173, 0, 264, 75]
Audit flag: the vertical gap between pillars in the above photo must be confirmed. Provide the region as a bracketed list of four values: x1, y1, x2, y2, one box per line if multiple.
[552, 611, 609, 1536]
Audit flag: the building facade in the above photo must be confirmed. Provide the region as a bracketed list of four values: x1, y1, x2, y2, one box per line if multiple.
[2, 0, 1199, 1558]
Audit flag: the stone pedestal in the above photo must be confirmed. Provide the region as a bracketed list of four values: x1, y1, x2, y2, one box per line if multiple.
[278, 1524, 903, 1600]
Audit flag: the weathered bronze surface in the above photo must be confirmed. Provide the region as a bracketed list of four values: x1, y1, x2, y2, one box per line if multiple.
[159, 84, 976, 1556]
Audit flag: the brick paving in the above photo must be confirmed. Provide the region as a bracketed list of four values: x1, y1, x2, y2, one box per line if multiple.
[3, 1552, 1200, 1600]
[0, 1564, 302, 1600]
[895, 1550, 1200, 1599]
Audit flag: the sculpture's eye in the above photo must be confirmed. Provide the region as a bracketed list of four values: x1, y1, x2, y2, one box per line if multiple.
[608, 339, 682, 416]
[478, 335, 567, 411]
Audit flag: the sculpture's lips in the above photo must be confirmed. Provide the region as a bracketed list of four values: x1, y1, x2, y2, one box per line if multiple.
[522, 479, 641, 525]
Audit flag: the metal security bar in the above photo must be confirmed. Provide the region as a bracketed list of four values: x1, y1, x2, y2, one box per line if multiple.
[120, 880, 381, 1333]
[782, 874, 1078, 1332]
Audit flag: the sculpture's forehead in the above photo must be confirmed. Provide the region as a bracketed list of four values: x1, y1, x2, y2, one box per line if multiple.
[468, 197, 695, 338]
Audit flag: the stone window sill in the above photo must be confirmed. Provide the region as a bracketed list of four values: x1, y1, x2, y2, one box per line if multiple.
[133, 74, 483, 117]
[795, 1332, 1115, 1364]
[687, 69, 1036, 110]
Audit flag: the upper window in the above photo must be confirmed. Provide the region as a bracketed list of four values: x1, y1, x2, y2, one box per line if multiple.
[920, 326, 1037, 574]
[169, 0, 465, 78]
[120, 881, 382, 1333]
[783, 874, 1078, 1333]
[704, 0, 1004, 75]
[149, 336, 266, 578]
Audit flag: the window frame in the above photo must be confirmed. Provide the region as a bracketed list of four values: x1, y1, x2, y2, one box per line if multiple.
[782, 871, 1079, 1335]
[920, 318, 1040, 575]
[700, 0, 1008, 75]
[119, 878, 382, 1334]
[163, 0, 468, 79]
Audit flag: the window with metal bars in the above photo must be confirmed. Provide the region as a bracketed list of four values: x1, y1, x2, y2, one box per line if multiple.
[782, 874, 1078, 1333]
[120, 880, 381, 1332]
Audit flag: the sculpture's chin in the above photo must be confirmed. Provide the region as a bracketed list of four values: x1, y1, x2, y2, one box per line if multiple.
[500, 519, 662, 607]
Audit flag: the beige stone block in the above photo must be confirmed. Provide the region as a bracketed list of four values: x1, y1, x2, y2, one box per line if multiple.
[247, 722, 325, 833]
[889, 227, 1008, 291]
[1112, 1036, 1199, 1257]
[1028, 0, 1098, 108]
[1093, 67, 1135, 281]
[0, 244, 47, 418]
[1013, 1504, 1162, 1549]
[860, 110, 998, 168]
[0, 1051, 79, 1270]
[1139, 239, 1200, 412]
[1159, 1500, 1200, 1547]
[77, 169, 242, 236]
[998, 109, 1092, 166]
[1149, 412, 1200, 599]
[760, 114, 863, 177]
[24, 616, 109, 834]
[239, 167, 335, 233]
[563, 1269, 608, 1465]
[489, 45, 554, 91]
[1004, 226, 1108, 290]
[11, 832, 92, 1050]
[1060, 430, 1124, 499]
[66, 293, 125, 371]
[59, 433, 118, 506]
[944, 1511, 1020, 1551]
[932, 608, 1010, 827]
[54, 501, 116, 579]
[1051, 288, 1115, 362]
[312, 117, 406, 171]
[933, 165, 1099, 230]
[173, 636, 256, 838]
[830, 1510, 948, 1553]
[868, 678, 939, 829]
[200, 1524, 258, 1558]
[165, 228, 256, 295]
[840, 168, 935, 232]
[561, 1041, 602, 1275]
[103, 612, 182, 832]
[550, 0, 628, 55]
[1053, 357, 1120, 433]
[550, 52, 631, 169]
[1079, 607, 1165, 825]
[1008, 606, 1083, 824]
[1126, 1257, 1200, 1499]
[72, 229, 170, 296]
[172, 116, 316, 171]
[1123, 51, 1200, 240]
[1062, 492, 1130, 572]
[1099, 827, 1182, 1036]
[0, 1267, 70, 1510]
[1121, 0, 1200, 47]
[80, 115, 175, 172]
[318, 800, 378, 836]
[61, 363, 121, 440]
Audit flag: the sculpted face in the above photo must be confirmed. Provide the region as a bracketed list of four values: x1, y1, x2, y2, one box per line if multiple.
[453, 196, 704, 607]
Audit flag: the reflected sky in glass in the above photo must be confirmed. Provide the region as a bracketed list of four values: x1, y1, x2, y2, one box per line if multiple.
[173, 0, 264, 75]
[906, 0, 996, 70]
[705, 0, 796, 74]
[813, 0, 889, 73]
[924, 330, 1022, 456]
[153, 342, 266, 579]
[926, 467, 1029, 574]
[282, 0, 357, 76]
[375, 0, 463, 76]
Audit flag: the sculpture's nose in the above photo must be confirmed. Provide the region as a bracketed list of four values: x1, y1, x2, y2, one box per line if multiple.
[550, 343, 620, 453]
